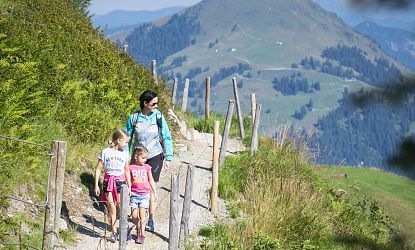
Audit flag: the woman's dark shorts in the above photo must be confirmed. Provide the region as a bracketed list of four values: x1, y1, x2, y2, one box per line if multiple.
[102, 179, 127, 193]
[146, 153, 164, 183]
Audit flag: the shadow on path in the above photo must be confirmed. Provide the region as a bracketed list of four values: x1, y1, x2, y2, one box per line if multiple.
[160, 187, 209, 210]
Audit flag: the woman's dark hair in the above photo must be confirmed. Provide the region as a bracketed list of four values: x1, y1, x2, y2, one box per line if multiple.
[139, 90, 157, 110]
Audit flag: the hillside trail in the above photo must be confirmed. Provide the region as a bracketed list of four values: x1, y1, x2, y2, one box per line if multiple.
[64, 128, 245, 249]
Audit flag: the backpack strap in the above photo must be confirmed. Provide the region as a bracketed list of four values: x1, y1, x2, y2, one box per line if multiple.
[156, 113, 165, 152]
[130, 112, 139, 152]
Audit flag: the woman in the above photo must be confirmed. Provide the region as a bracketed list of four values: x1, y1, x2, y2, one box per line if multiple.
[125, 89, 173, 232]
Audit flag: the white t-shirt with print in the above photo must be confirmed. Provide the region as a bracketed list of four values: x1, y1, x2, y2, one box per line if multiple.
[99, 147, 130, 176]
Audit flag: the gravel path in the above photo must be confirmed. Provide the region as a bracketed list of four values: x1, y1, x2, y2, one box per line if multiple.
[65, 132, 244, 249]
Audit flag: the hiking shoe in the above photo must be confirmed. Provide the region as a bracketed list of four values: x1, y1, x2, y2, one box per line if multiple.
[109, 232, 118, 243]
[135, 235, 145, 244]
[127, 226, 132, 241]
[146, 219, 155, 232]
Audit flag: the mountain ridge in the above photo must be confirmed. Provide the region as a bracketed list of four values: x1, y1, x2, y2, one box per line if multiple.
[354, 21, 415, 72]
[91, 6, 185, 35]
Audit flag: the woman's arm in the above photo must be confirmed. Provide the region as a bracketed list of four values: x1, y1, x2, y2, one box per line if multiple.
[94, 160, 103, 196]
[124, 113, 134, 153]
[161, 114, 173, 162]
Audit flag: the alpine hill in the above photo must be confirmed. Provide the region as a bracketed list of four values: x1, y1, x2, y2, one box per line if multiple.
[124, 0, 409, 128]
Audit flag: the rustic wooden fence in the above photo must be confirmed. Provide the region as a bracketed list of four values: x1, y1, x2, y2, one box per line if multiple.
[0, 136, 67, 250]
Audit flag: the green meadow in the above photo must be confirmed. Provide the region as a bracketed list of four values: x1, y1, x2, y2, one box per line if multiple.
[319, 166, 415, 248]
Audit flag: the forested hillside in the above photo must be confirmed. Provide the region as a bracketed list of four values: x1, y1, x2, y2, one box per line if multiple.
[314, 86, 415, 178]
[0, 0, 168, 246]
[126, 10, 201, 67]
[299, 44, 404, 87]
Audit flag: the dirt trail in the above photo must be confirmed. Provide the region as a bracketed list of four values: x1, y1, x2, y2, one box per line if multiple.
[65, 132, 244, 249]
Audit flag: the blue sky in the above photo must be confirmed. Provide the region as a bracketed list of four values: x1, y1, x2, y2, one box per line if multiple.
[89, 0, 201, 15]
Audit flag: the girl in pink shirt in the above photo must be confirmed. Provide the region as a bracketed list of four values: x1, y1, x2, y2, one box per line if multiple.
[129, 147, 157, 244]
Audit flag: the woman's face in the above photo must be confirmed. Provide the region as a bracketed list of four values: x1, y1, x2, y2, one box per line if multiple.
[145, 96, 158, 112]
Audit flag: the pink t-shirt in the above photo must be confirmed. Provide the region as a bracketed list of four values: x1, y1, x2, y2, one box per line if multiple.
[130, 164, 152, 194]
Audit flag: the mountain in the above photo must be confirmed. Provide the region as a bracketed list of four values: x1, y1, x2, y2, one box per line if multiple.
[125, 0, 406, 123]
[354, 21, 415, 72]
[122, 0, 415, 176]
[91, 6, 185, 35]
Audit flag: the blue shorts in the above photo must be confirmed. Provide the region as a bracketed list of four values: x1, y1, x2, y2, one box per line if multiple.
[130, 193, 150, 209]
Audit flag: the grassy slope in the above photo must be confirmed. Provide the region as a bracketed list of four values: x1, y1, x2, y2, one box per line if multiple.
[0, 0, 170, 247]
[196, 137, 410, 249]
[319, 166, 415, 247]
[207, 69, 375, 131]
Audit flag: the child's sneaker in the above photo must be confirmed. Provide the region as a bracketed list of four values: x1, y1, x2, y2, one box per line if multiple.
[146, 219, 155, 232]
[135, 235, 145, 244]
[109, 232, 118, 243]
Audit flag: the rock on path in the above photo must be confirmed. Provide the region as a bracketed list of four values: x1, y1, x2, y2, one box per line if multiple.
[65, 132, 244, 249]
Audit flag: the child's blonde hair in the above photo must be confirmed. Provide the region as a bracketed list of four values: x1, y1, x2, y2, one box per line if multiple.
[133, 146, 148, 157]
[109, 129, 129, 147]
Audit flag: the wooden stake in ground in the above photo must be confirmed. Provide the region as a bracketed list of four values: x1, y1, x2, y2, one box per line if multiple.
[169, 174, 180, 250]
[251, 104, 262, 154]
[251, 93, 256, 126]
[118, 185, 129, 250]
[172, 78, 178, 105]
[43, 141, 67, 250]
[232, 77, 245, 140]
[219, 100, 235, 166]
[211, 120, 220, 216]
[181, 78, 190, 112]
[180, 164, 195, 247]
[205, 77, 211, 120]
[152, 60, 158, 84]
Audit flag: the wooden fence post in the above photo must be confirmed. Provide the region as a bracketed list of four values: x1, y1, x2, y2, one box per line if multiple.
[232, 77, 245, 140]
[54, 141, 66, 236]
[250, 104, 262, 155]
[180, 165, 195, 247]
[219, 100, 235, 166]
[205, 77, 211, 120]
[251, 93, 256, 126]
[43, 141, 66, 250]
[181, 78, 190, 112]
[172, 78, 178, 105]
[152, 59, 158, 84]
[211, 121, 220, 216]
[118, 185, 128, 249]
[169, 174, 180, 250]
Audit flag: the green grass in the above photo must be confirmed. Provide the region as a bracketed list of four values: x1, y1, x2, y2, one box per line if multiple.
[318, 166, 415, 248]
[195, 138, 410, 249]
[0, 0, 164, 247]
